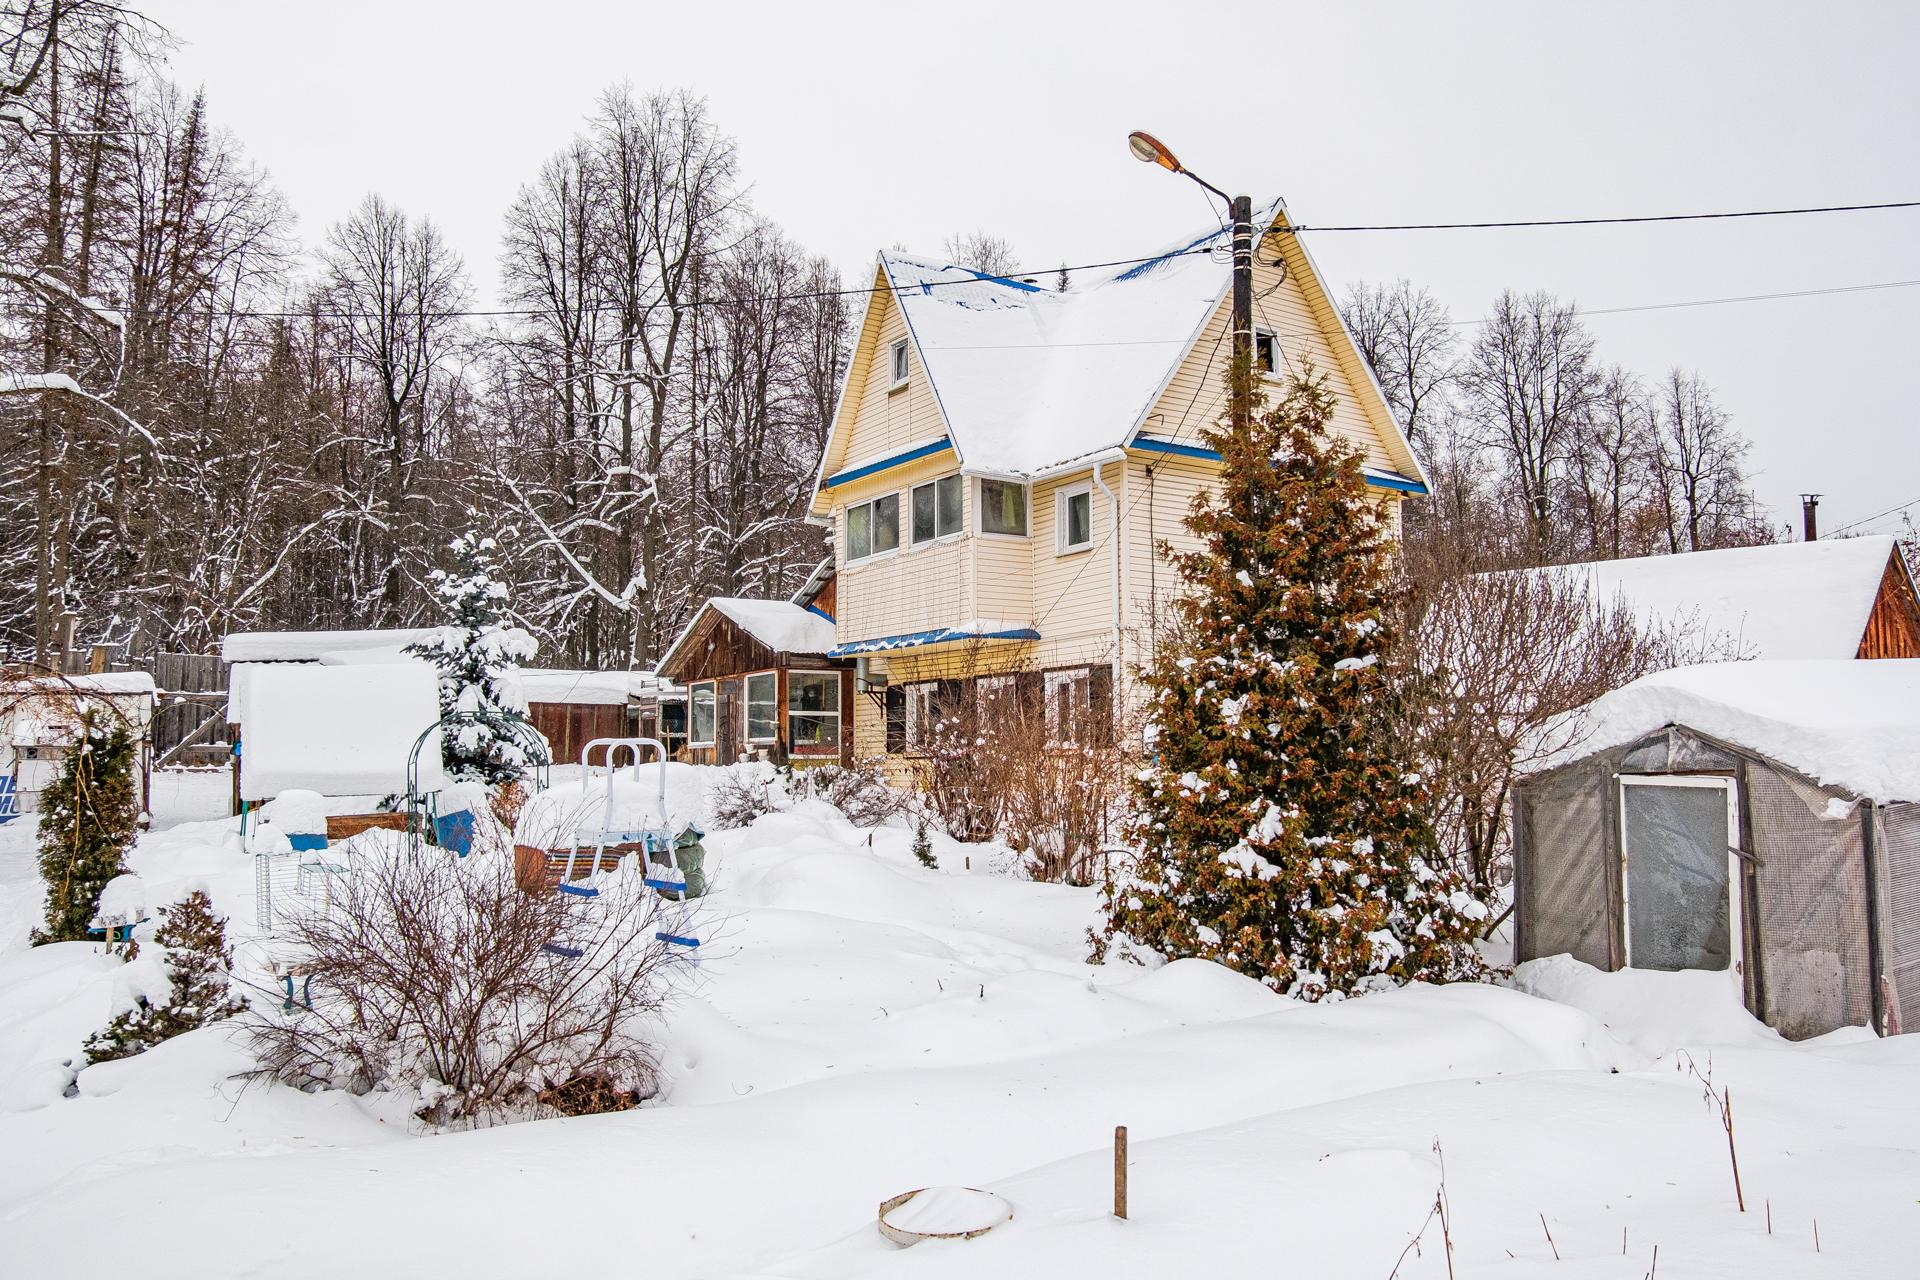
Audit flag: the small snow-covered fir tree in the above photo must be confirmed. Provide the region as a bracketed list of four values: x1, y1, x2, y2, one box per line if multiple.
[85, 891, 247, 1063]
[912, 820, 936, 870]
[1102, 365, 1486, 999]
[33, 715, 139, 945]
[407, 531, 539, 785]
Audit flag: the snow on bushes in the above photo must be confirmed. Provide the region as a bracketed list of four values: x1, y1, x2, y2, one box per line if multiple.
[246, 835, 678, 1125]
[85, 891, 246, 1064]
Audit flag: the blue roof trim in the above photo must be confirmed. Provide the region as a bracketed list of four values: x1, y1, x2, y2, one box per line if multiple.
[1130, 435, 1429, 495]
[828, 625, 1040, 658]
[823, 437, 954, 489]
[804, 603, 836, 624]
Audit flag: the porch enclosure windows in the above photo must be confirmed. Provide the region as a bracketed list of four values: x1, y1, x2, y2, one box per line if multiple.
[883, 666, 1112, 754]
[788, 671, 842, 754]
[689, 682, 716, 748]
[911, 474, 963, 544]
[746, 672, 778, 743]
[846, 493, 900, 562]
[1619, 775, 1741, 973]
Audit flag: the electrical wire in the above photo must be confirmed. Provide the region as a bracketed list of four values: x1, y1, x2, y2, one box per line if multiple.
[1828, 494, 1920, 537]
[1284, 200, 1920, 233]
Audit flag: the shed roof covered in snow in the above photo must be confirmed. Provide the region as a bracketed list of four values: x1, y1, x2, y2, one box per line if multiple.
[516, 668, 649, 706]
[237, 663, 447, 800]
[1520, 536, 1916, 660]
[1529, 658, 1920, 803]
[222, 628, 436, 665]
[656, 598, 841, 683]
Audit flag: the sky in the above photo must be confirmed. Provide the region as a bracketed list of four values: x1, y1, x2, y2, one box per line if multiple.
[143, 0, 1920, 538]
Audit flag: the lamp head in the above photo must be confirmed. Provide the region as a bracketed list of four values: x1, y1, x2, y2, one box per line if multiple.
[1127, 130, 1182, 174]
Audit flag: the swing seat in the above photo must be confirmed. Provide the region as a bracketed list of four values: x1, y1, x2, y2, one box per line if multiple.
[557, 882, 599, 898]
[542, 942, 585, 959]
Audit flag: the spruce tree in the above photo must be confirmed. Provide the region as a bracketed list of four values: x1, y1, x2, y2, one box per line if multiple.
[1103, 367, 1486, 999]
[85, 891, 247, 1063]
[912, 820, 936, 870]
[33, 716, 139, 945]
[407, 530, 539, 784]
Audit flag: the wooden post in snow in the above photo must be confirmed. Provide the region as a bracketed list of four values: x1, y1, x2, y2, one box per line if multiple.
[1113, 1125, 1128, 1220]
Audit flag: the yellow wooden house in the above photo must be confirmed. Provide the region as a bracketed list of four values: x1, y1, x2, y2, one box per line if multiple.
[807, 200, 1428, 763]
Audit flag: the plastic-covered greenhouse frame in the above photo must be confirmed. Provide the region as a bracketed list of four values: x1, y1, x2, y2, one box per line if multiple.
[1513, 722, 1920, 1040]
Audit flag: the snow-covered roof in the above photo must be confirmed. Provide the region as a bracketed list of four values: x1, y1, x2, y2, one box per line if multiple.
[1522, 536, 1901, 660]
[222, 628, 436, 665]
[1530, 659, 1920, 803]
[0, 671, 156, 697]
[238, 664, 447, 800]
[876, 210, 1268, 477]
[658, 598, 838, 676]
[517, 668, 645, 706]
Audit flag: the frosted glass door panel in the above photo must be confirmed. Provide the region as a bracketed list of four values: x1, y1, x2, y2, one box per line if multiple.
[1624, 782, 1732, 971]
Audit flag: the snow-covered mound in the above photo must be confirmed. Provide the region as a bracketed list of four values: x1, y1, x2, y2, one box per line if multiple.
[1507, 954, 1781, 1058]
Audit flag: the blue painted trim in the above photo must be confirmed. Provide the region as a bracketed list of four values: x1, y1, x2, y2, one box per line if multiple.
[804, 603, 836, 624]
[827, 625, 1041, 658]
[1130, 435, 1428, 494]
[823, 437, 953, 489]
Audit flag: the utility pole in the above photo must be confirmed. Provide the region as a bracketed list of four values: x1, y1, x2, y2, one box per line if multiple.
[1129, 132, 1257, 429]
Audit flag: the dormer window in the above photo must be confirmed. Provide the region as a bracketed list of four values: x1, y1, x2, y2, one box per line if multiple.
[890, 338, 910, 389]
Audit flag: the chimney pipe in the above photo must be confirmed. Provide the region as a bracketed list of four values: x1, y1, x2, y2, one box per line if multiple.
[1801, 493, 1821, 541]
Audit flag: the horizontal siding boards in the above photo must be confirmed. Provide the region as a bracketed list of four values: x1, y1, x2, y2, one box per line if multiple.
[1859, 554, 1920, 659]
[527, 701, 627, 767]
[1029, 461, 1120, 672]
[834, 454, 973, 648]
[826, 280, 952, 481]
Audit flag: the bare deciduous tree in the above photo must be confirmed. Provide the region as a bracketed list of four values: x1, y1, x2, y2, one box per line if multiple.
[1339, 278, 1457, 455]
[941, 228, 1019, 277]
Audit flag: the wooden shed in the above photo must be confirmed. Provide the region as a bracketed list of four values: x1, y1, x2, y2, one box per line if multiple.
[656, 595, 852, 767]
[516, 669, 639, 765]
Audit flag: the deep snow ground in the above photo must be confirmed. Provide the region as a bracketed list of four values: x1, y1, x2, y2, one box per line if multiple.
[0, 768, 1915, 1277]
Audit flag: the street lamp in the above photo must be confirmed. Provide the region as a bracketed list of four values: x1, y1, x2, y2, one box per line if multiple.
[1127, 130, 1255, 427]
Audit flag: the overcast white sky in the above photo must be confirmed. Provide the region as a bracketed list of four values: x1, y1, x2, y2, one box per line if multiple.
[145, 0, 1919, 536]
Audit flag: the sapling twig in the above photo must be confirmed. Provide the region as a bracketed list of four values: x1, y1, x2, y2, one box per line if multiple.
[1539, 1213, 1559, 1260]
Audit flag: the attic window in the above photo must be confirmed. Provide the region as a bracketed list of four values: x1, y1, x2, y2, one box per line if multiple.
[1254, 328, 1279, 377]
[890, 338, 910, 389]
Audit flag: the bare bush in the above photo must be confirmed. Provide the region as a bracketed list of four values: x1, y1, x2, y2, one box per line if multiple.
[707, 760, 787, 830]
[795, 759, 905, 827]
[246, 840, 676, 1126]
[1397, 563, 1738, 905]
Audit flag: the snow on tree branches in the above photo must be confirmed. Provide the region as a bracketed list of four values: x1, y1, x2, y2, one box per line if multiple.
[33, 714, 139, 945]
[1100, 365, 1487, 999]
[84, 891, 247, 1063]
[406, 531, 539, 785]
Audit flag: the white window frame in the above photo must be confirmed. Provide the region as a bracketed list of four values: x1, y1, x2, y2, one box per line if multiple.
[889, 338, 910, 390]
[844, 491, 902, 563]
[744, 670, 779, 745]
[976, 477, 1029, 540]
[1617, 774, 1743, 976]
[1253, 326, 1280, 379]
[910, 473, 965, 547]
[786, 670, 842, 754]
[975, 673, 1018, 720]
[1055, 482, 1093, 555]
[689, 681, 717, 748]
[904, 680, 942, 750]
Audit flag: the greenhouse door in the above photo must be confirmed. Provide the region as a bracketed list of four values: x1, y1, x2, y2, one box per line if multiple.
[1619, 776, 1741, 973]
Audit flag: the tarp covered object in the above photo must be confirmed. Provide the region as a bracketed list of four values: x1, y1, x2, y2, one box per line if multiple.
[239, 664, 446, 800]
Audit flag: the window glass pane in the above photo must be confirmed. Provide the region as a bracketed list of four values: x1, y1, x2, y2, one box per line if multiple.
[872, 492, 900, 553]
[789, 671, 839, 712]
[980, 479, 1027, 536]
[1624, 784, 1732, 971]
[936, 474, 963, 536]
[789, 714, 839, 750]
[691, 685, 716, 745]
[848, 502, 871, 560]
[746, 672, 778, 741]
[1255, 330, 1277, 373]
[911, 483, 937, 544]
[1063, 490, 1091, 547]
[892, 340, 908, 382]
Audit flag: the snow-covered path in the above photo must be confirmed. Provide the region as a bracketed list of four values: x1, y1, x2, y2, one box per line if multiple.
[1, 773, 1915, 1277]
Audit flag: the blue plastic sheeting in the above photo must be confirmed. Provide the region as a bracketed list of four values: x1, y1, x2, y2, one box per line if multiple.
[0, 775, 20, 824]
[288, 832, 327, 852]
[434, 809, 476, 856]
[542, 943, 585, 959]
[827, 625, 1040, 659]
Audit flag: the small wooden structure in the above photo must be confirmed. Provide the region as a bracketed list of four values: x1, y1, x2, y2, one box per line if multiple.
[0, 670, 157, 816]
[517, 669, 638, 765]
[656, 577, 852, 767]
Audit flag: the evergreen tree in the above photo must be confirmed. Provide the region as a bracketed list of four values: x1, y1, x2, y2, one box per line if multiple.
[33, 715, 139, 945]
[85, 891, 247, 1063]
[1102, 367, 1486, 999]
[912, 820, 936, 870]
[1056, 262, 1071, 293]
[407, 531, 540, 785]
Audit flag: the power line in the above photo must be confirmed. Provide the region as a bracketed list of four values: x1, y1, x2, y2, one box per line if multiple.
[1829, 493, 1920, 537]
[1286, 200, 1920, 233]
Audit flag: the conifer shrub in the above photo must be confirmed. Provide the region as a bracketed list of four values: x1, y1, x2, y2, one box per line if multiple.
[33, 715, 140, 945]
[85, 891, 247, 1063]
[407, 531, 540, 786]
[1099, 367, 1487, 999]
[911, 820, 936, 870]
